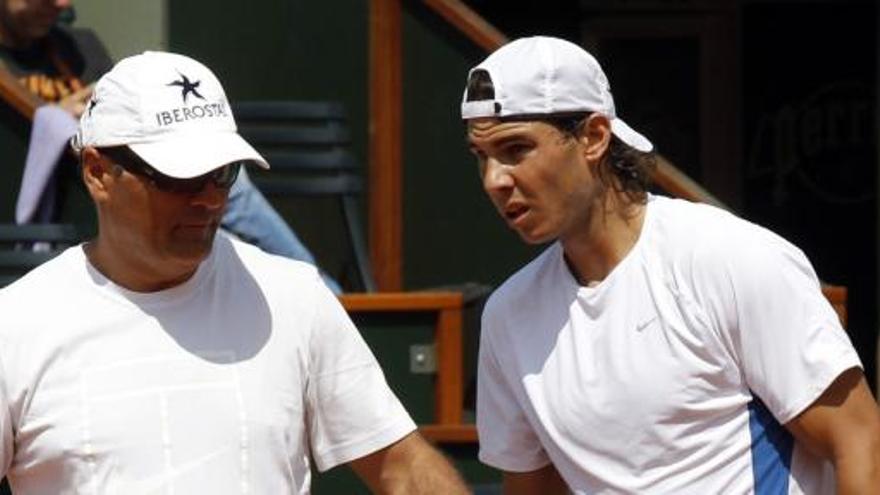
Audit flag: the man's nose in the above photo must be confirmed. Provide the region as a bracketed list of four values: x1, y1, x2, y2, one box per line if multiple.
[190, 181, 228, 211]
[482, 159, 514, 193]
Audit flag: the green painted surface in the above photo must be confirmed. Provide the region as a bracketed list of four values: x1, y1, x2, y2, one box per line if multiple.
[75, 0, 167, 60]
[166, 1, 541, 294]
[168, 0, 371, 285]
[0, 106, 28, 223]
[400, 3, 542, 291]
[352, 312, 437, 423]
[168, 0, 368, 158]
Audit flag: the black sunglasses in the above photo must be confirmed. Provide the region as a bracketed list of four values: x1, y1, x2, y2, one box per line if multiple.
[98, 146, 242, 194]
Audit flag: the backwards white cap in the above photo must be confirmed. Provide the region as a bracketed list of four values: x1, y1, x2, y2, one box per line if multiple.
[73, 51, 268, 178]
[461, 36, 653, 153]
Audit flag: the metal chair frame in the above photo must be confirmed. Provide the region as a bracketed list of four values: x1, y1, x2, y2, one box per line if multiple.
[0, 223, 79, 287]
[234, 101, 376, 292]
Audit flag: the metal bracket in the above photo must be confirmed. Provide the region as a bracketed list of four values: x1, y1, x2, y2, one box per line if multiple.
[409, 344, 437, 374]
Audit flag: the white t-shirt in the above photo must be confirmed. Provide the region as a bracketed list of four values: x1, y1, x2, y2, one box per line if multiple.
[0, 233, 415, 494]
[478, 195, 861, 494]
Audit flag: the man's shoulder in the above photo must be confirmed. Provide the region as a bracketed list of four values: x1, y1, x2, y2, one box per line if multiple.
[220, 233, 325, 289]
[649, 195, 790, 263]
[647, 195, 813, 294]
[484, 244, 563, 318]
[649, 195, 742, 238]
[0, 246, 83, 327]
[0, 245, 81, 289]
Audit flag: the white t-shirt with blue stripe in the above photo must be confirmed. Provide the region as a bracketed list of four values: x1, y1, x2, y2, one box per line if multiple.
[477, 195, 859, 494]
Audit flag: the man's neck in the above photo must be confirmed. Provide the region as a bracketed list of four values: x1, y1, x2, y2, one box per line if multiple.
[84, 240, 199, 293]
[560, 191, 647, 286]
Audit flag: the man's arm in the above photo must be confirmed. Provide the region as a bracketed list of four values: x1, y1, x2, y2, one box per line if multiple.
[502, 464, 568, 495]
[57, 83, 94, 118]
[785, 367, 880, 495]
[347, 431, 469, 494]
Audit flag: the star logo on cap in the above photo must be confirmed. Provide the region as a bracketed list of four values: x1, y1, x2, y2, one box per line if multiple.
[167, 73, 205, 104]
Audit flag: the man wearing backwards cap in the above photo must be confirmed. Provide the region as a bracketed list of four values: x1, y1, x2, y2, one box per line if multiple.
[463, 36, 880, 494]
[0, 51, 468, 494]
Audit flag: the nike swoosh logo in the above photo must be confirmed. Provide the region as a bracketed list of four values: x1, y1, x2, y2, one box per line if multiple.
[636, 315, 658, 332]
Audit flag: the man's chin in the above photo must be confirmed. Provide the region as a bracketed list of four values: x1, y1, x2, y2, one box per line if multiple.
[516, 229, 554, 245]
[173, 223, 219, 242]
[169, 231, 217, 263]
[178, 239, 214, 259]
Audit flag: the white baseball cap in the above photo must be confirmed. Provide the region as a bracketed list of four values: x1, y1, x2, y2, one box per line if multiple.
[72, 51, 268, 178]
[461, 36, 653, 153]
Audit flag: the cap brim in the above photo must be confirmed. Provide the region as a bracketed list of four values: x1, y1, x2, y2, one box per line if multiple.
[611, 118, 653, 153]
[129, 131, 269, 178]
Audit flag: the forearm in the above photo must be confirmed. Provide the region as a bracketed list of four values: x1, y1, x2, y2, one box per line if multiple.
[379, 435, 468, 495]
[349, 432, 469, 495]
[785, 369, 880, 495]
[834, 435, 880, 495]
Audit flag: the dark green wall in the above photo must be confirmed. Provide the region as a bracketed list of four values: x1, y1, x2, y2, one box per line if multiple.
[167, 1, 540, 293]
[401, 4, 541, 290]
[170, 0, 368, 124]
[0, 107, 30, 223]
[169, 0, 374, 284]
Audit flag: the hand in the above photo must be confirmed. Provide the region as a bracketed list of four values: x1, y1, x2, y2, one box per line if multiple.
[57, 83, 94, 118]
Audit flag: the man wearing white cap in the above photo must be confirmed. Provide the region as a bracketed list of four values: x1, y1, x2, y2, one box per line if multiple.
[463, 36, 880, 494]
[0, 51, 467, 494]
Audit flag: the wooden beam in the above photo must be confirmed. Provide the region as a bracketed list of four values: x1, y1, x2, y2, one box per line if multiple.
[420, 423, 477, 444]
[340, 291, 466, 423]
[368, 0, 403, 291]
[340, 291, 463, 311]
[422, 0, 508, 52]
[435, 305, 463, 424]
[0, 67, 41, 120]
[821, 284, 847, 328]
[651, 154, 729, 210]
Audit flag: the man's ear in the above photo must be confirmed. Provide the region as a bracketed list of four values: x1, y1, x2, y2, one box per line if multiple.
[578, 114, 612, 163]
[80, 147, 115, 200]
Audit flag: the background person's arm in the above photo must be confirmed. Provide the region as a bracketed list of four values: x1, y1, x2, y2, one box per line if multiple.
[57, 83, 94, 118]
[502, 463, 568, 495]
[348, 431, 469, 494]
[785, 367, 880, 495]
[0, 351, 11, 479]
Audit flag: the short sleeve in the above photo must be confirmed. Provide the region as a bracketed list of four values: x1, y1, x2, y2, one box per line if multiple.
[305, 283, 415, 471]
[476, 307, 550, 472]
[699, 229, 862, 424]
